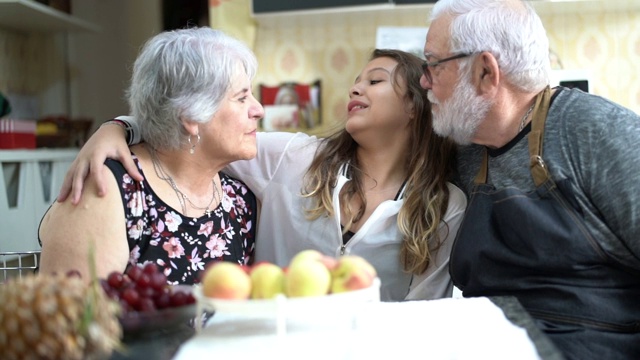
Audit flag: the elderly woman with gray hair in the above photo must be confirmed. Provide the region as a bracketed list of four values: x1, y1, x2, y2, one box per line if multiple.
[38, 27, 264, 285]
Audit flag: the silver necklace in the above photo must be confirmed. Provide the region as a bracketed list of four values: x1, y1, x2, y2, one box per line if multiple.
[148, 146, 219, 217]
[518, 102, 536, 132]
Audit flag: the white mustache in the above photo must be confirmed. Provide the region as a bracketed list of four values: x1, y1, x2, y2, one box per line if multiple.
[427, 92, 439, 105]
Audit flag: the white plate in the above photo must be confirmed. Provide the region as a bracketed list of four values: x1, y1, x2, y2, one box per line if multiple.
[193, 278, 381, 320]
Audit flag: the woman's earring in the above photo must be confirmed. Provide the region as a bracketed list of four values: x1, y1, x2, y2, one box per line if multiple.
[188, 133, 200, 154]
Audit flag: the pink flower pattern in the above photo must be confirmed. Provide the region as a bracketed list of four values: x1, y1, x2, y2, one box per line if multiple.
[206, 233, 231, 258]
[105, 155, 256, 285]
[163, 237, 185, 259]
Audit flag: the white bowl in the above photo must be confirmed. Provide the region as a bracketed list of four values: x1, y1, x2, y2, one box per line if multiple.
[192, 278, 381, 332]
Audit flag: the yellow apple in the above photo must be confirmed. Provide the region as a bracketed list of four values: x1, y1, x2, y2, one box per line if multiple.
[201, 262, 251, 300]
[284, 250, 333, 297]
[250, 262, 285, 299]
[330, 255, 377, 293]
[289, 249, 338, 269]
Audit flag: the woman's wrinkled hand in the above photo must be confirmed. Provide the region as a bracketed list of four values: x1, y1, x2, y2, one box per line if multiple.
[57, 123, 143, 205]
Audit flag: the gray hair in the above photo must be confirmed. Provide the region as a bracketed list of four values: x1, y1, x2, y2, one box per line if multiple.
[127, 27, 258, 150]
[431, 0, 550, 92]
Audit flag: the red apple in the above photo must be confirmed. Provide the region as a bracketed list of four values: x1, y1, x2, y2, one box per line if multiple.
[330, 255, 377, 293]
[201, 262, 251, 300]
[284, 250, 333, 297]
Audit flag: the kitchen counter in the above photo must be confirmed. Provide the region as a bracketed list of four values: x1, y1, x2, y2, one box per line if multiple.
[112, 296, 564, 360]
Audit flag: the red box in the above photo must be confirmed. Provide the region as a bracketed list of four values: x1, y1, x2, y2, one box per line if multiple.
[0, 119, 36, 149]
[0, 133, 36, 149]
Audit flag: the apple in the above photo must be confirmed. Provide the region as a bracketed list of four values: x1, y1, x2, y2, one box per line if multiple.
[284, 250, 333, 297]
[289, 249, 338, 269]
[330, 255, 377, 293]
[250, 262, 285, 299]
[201, 262, 251, 300]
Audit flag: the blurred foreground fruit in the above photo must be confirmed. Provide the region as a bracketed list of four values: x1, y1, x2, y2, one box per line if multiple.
[284, 250, 335, 298]
[250, 262, 285, 299]
[330, 255, 378, 293]
[100, 263, 195, 314]
[201, 262, 252, 299]
[0, 273, 122, 360]
[200, 251, 378, 300]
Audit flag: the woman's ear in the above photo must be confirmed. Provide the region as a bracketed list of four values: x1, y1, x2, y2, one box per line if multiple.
[405, 101, 415, 120]
[181, 117, 200, 136]
[474, 51, 500, 96]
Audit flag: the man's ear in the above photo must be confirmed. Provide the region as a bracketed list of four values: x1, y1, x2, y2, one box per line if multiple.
[474, 51, 500, 96]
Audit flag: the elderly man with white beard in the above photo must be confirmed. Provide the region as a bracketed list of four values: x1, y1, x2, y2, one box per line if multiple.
[420, 0, 640, 359]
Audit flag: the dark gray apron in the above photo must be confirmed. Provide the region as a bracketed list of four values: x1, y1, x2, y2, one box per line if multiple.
[450, 87, 640, 360]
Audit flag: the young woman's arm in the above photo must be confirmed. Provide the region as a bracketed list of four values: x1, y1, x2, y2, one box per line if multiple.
[57, 117, 141, 204]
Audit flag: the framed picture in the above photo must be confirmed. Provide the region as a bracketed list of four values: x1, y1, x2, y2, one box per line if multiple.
[261, 104, 299, 132]
[259, 80, 321, 132]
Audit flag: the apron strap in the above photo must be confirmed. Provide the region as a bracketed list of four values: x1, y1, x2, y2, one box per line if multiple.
[528, 86, 552, 187]
[474, 151, 490, 184]
[473, 86, 552, 185]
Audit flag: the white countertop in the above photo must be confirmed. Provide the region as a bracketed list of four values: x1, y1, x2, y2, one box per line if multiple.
[174, 296, 542, 360]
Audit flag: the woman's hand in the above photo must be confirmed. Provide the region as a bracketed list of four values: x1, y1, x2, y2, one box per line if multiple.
[57, 122, 142, 204]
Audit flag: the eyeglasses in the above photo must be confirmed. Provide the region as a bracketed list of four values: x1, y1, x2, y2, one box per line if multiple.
[422, 53, 472, 83]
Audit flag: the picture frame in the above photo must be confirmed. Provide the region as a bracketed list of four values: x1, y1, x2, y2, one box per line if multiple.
[259, 80, 322, 132]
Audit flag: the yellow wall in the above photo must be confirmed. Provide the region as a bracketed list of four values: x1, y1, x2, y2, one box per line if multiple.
[212, 1, 640, 132]
[541, 6, 640, 113]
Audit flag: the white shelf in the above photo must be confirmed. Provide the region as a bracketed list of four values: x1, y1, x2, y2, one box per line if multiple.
[0, 0, 99, 33]
[0, 148, 78, 252]
[0, 148, 80, 161]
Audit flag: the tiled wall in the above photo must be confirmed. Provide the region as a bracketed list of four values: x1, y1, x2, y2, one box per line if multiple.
[250, 2, 640, 131]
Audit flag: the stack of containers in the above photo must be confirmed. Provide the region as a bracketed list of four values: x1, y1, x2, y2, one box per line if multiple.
[0, 118, 37, 149]
[0, 92, 37, 149]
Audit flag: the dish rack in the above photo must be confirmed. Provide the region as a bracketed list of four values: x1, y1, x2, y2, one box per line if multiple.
[0, 251, 40, 284]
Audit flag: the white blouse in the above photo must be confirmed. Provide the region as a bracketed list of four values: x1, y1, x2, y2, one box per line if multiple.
[226, 132, 467, 301]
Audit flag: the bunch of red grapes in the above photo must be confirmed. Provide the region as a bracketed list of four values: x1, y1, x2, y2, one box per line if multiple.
[100, 263, 195, 314]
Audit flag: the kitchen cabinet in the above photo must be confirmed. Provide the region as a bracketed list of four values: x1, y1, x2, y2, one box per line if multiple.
[0, 149, 77, 252]
[252, 0, 640, 16]
[0, 1, 94, 253]
[0, 0, 99, 138]
[0, 0, 99, 32]
[393, 0, 437, 3]
[252, 0, 391, 14]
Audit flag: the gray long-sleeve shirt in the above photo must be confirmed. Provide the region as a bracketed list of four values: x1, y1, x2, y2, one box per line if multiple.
[455, 87, 640, 272]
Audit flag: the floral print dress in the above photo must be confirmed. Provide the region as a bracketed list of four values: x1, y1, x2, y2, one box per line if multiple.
[104, 155, 256, 285]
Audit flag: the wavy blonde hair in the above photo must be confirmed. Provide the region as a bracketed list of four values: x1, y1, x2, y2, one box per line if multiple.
[302, 49, 456, 274]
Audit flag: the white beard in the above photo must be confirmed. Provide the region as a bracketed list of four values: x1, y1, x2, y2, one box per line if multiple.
[428, 73, 492, 145]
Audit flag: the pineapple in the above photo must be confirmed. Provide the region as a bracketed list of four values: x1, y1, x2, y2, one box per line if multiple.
[0, 273, 122, 360]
